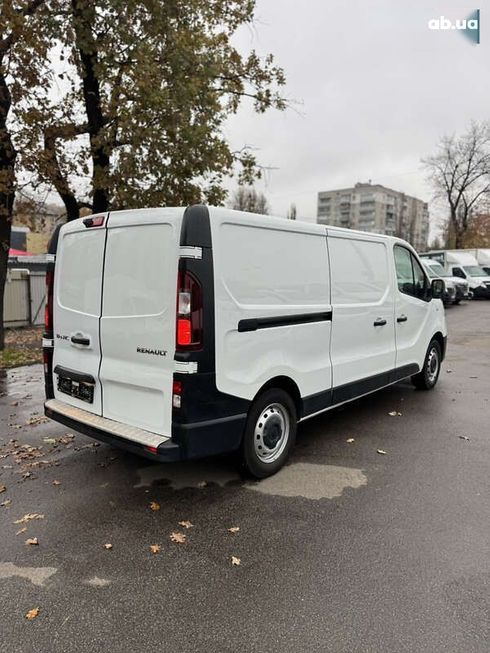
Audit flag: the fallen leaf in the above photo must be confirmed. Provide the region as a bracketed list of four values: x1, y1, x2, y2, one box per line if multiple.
[377, 449, 387, 455]
[231, 556, 241, 566]
[458, 435, 470, 441]
[346, 438, 355, 443]
[16, 527, 27, 535]
[446, 369, 453, 374]
[52, 480, 61, 486]
[25, 607, 39, 620]
[1, 499, 11, 507]
[58, 434, 75, 445]
[178, 520, 193, 529]
[103, 543, 113, 550]
[170, 532, 186, 544]
[25, 416, 49, 426]
[388, 411, 402, 417]
[43, 438, 57, 445]
[0, 485, 6, 493]
[149, 501, 160, 512]
[197, 481, 207, 488]
[150, 544, 161, 554]
[25, 537, 39, 546]
[228, 526, 240, 533]
[13, 513, 44, 524]
[10, 401, 19, 407]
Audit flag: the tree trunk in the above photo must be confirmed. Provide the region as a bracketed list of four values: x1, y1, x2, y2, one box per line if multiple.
[72, 0, 110, 214]
[0, 66, 16, 350]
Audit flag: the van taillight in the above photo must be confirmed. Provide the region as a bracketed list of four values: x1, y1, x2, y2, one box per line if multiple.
[176, 269, 202, 349]
[172, 379, 182, 408]
[45, 268, 54, 335]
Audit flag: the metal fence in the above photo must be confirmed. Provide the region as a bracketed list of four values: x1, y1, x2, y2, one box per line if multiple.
[3, 269, 46, 327]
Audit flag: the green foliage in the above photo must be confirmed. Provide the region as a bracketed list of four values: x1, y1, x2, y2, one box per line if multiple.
[17, 0, 287, 216]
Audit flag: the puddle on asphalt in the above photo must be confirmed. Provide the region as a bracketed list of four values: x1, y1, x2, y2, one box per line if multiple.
[136, 460, 366, 500]
[135, 460, 241, 489]
[0, 561, 57, 586]
[0, 364, 43, 400]
[246, 462, 367, 500]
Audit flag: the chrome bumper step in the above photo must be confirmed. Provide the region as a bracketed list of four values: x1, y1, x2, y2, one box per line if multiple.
[45, 399, 170, 449]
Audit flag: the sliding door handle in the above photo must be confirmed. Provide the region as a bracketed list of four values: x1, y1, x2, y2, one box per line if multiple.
[397, 315, 408, 323]
[373, 318, 387, 327]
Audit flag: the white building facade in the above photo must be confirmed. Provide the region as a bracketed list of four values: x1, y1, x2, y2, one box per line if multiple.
[317, 182, 429, 252]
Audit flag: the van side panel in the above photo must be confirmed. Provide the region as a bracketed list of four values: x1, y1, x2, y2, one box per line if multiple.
[211, 210, 332, 403]
[328, 235, 396, 392]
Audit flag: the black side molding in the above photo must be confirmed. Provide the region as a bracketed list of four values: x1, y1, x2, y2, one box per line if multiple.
[302, 363, 420, 418]
[238, 311, 332, 333]
[53, 365, 96, 386]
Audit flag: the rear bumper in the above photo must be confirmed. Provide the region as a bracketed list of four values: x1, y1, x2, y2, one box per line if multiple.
[44, 399, 246, 463]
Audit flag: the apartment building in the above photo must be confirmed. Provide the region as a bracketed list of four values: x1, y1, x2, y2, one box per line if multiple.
[317, 182, 429, 252]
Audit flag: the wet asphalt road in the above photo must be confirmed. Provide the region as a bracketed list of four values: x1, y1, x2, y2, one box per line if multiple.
[1, 302, 489, 653]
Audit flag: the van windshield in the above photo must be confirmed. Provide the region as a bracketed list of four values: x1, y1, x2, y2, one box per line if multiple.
[426, 263, 449, 278]
[463, 265, 488, 276]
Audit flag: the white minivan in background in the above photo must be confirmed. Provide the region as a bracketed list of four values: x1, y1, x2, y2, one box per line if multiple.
[43, 206, 447, 477]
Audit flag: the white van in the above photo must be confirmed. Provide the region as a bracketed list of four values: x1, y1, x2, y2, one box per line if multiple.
[43, 206, 447, 477]
[465, 249, 490, 276]
[421, 259, 469, 304]
[422, 250, 490, 298]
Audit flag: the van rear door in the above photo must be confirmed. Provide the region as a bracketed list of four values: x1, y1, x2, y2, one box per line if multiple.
[98, 209, 183, 436]
[52, 216, 108, 415]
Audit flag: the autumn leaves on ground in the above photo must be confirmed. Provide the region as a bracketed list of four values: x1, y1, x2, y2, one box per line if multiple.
[0, 407, 244, 622]
[0, 327, 43, 370]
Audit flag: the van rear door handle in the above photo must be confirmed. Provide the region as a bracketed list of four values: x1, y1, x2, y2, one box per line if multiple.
[71, 335, 90, 346]
[397, 315, 408, 323]
[373, 318, 387, 327]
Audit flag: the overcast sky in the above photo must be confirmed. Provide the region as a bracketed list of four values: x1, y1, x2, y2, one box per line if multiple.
[224, 1, 489, 233]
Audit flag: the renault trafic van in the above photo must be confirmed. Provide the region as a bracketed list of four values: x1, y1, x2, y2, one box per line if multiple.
[44, 206, 447, 477]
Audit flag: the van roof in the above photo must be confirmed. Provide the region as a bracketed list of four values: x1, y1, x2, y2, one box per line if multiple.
[207, 206, 405, 246]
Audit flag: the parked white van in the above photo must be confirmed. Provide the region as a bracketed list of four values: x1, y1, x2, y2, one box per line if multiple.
[43, 206, 447, 477]
[421, 250, 490, 299]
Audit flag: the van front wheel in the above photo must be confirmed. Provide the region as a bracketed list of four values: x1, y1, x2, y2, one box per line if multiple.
[241, 388, 297, 478]
[411, 339, 442, 390]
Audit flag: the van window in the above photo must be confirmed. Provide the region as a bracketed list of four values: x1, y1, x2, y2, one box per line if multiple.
[394, 246, 429, 300]
[220, 224, 329, 306]
[329, 237, 389, 304]
[103, 224, 173, 316]
[452, 267, 465, 278]
[58, 231, 104, 316]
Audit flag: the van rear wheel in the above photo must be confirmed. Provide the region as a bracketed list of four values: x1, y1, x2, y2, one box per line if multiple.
[411, 339, 442, 390]
[241, 388, 297, 478]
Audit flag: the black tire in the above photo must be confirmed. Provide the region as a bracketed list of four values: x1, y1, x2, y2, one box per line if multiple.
[241, 388, 297, 478]
[411, 339, 442, 390]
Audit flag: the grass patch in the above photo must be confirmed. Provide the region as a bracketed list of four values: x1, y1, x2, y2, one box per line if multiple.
[1, 326, 43, 369]
[0, 347, 43, 369]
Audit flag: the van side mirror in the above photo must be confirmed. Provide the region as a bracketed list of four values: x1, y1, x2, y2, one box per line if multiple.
[431, 278, 444, 299]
